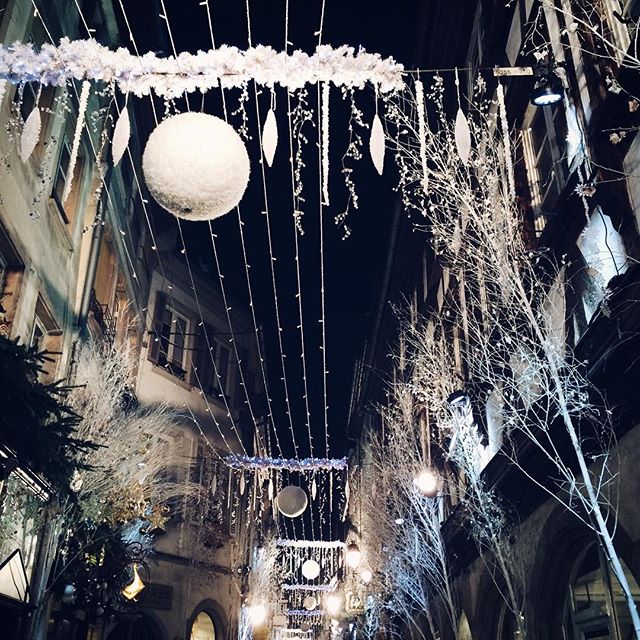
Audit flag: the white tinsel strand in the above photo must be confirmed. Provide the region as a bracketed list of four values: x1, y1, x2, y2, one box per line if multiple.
[62, 80, 90, 205]
[321, 81, 330, 206]
[497, 81, 516, 201]
[415, 79, 429, 194]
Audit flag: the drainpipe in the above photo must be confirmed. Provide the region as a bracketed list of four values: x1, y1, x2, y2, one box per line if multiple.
[77, 166, 112, 331]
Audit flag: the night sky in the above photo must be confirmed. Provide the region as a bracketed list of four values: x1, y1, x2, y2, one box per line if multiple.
[118, 0, 472, 460]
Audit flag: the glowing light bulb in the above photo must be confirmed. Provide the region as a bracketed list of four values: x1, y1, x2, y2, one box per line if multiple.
[249, 603, 268, 627]
[325, 593, 343, 617]
[345, 542, 361, 569]
[414, 469, 439, 497]
[360, 569, 373, 584]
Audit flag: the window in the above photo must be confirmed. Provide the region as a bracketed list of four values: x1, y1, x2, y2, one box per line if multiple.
[521, 103, 569, 235]
[52, 136, 84, 224]
[29, 296, 61, 380]
[190, 612, 215, 640]
[29, 316, 46, 351]
[566, 544, 640, 639]
[157, 306, 190, 380]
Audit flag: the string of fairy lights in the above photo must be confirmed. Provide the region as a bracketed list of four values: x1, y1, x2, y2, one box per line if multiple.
[24, 0, 376, 632]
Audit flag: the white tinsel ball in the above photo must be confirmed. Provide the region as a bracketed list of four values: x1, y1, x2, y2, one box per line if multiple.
[301, 559, 320, 580]
[142, 112, 250, 220]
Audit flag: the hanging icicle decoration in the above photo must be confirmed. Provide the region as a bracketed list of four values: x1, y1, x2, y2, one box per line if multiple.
[454, 69, 471, 166]
[311, 475, 317, 501]
[112, 101, 131, 167]
[415, 79, 429, 193]
[62, 80, 91, 205]
[239, 471, 246, 496]
[268, 476, 275, 500]
[321, 81, 330, 206]
[262, 92, 278, 167]
[496, 80, 516, 201]
[20, 86, 42, 163]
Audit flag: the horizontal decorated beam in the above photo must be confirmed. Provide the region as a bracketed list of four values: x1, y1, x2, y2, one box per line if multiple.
[226, 455, 348, 472]
[0, 40, 405, 97]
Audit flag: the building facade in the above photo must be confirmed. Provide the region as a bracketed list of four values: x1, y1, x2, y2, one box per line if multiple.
[349, 1, 640, 639]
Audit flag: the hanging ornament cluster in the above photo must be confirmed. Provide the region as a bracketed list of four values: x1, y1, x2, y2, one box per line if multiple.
[142, 112, 250, 220]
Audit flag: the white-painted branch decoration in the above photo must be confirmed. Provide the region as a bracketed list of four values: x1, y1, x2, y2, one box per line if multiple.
[262, 107, 278, 167]
[62, 80, 90, 205]
[111, 104, 130, 167]
[415, 80, 429, 193]
[20, 103, 41, 163]
[454, 108, 471, 166]
[497, 81, 515, 200]
[369, 113, 385, 175]
[0, 41, 405, 97]
[321, 82, 330, 206]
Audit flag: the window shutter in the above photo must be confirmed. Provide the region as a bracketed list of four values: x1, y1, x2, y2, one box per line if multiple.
[148, 291, 166, 363]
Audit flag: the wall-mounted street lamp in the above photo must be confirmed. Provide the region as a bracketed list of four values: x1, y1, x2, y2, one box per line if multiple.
[493, 63, 564, 107]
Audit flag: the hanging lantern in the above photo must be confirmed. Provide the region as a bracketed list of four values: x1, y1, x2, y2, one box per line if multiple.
[301, 559, 320, 580]
[276, 485, 308, 518]
[142, 112, 250, 221]
[345, 541, 361, 569]
[122, 563, 146, 600]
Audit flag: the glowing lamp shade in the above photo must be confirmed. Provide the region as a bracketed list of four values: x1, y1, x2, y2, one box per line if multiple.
[142, 112, 250, 221]
[276, 486, 308, 518]
[530, 74, 564, 107]
[360, 568, 373, 584]
[345, 542, 362, 569]
[414, 469, 440, 498]
[301, 559, 321, 580]
[249, 603, 268, 627]
[325, 592, 343, 617]
[122, 563, 146, 601]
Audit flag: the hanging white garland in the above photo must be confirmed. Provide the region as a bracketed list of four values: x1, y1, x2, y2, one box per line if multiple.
[282, 583, 336, 591]
[0, 41, 405, 97]
[497, 80, 516, 201]
[62, 80, 90, 205]
[225, 455, 348, 471]
[321, 81, 330, 205]
[276, 539, 345, 548]
[415, 79, 429, 193]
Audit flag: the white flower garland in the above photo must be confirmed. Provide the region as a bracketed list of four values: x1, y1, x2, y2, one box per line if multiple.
[0, 40, 405, 98]
[225, 454, 348, 471]
[276, 539, 345, 548]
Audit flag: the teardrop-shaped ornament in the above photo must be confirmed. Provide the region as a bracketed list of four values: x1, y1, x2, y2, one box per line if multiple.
[268, 477, 274, 500]
[311, 477, 317, 501]
[239, 472, 246, 496]
[262, 108, 278, 167]
[345, 479, 350, 502]
[112, 105, 131, 166]
[20, 105, 41, 163]
[455, 108, 472, 166]
[369, 114, 385, 175]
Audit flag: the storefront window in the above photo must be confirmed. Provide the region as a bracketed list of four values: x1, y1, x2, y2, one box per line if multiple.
[190, 611, 216, 640]
[566, 543, 640, 639]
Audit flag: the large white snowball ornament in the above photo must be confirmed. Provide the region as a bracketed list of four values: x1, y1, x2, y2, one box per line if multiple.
[142, 112, 250, 220]
[301, 559, 320, 580]
[276, 485, 308, 518]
